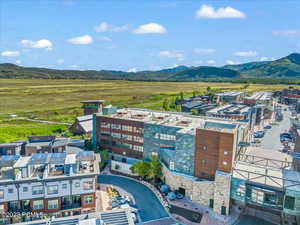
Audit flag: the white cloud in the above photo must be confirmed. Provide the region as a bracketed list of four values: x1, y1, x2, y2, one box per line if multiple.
[196, 4, 246, 19]
[133, 23, 167, 34]
[260, 56, 275, 61]
[1, 50, 20, 57]
[67, 35, 93, 45]
[158, 50, 184, 61]
[272, 30, 300, 37]
[57, 59, 64, 65]
[15, 60, 21, 65]
[70, 65, 79, 68]
[206, 60, 216, 65]
[194, 48, 216, 54]
[110, 24, 131, 32]
[234, 51, 257, 57]
[21, 39, 53, 50]
[225, 60, 240, 65]
[127, 68, 137, 73]
[94, 22, 108, 32]
[98, 36, 112, 42]
[94, 22, 131, 32]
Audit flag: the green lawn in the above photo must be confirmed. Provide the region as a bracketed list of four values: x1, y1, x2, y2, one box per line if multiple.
[0, 78, 289, 143]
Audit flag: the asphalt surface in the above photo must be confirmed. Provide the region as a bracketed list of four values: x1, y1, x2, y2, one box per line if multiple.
[98, 175, 169, 222]
[260, 105, 291, 151]
[236, 215, 277, 225]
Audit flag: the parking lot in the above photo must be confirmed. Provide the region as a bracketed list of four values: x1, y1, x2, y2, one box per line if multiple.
[248, 104, 293, 162]
[260, 105, 292, 151]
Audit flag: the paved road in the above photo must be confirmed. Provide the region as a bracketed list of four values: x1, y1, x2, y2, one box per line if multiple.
[260, 105, 291, 151]
[236, 215, 277, 225]
[98, 175, 169, 222]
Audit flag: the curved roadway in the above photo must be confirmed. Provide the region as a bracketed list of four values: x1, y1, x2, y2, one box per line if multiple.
[98, 174, 169, 222]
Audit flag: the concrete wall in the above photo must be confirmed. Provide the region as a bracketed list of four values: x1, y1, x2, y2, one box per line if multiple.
[111, 160, 136, 176]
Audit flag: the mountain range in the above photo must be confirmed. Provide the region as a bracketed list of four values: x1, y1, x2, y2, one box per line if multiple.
[0, 53, 299, 81]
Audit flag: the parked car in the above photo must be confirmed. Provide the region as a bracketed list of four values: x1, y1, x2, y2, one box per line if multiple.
[254, 131, 265, 138]
[280, 133, 292, 142]
[264, 125, 272, 129]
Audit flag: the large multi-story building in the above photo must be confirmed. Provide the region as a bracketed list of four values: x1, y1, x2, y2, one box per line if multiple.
[0, 151, 99, 224]
[93, 108, 249, 215]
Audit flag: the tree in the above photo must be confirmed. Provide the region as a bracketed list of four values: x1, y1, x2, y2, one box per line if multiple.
[243, 84, 250, 90]
[162, 98, 170, 111]
[148, 156, 162, 183]
[206, 86, 212, 94]
[176, 104, 182, 112]
[100, 149, 110, 162]
[130, 161, 150, 179]
[180, 91, 184, 100]
[192, 90, 197, 98]
[190, 109, 198, 115]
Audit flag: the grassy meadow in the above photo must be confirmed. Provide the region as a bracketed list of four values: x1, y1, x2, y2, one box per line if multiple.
[0, 78, 290, 142]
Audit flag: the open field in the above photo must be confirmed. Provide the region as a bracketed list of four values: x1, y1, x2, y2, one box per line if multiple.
[0, 79, 290, 142]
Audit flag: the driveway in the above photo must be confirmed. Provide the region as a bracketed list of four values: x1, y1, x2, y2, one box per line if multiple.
[98, 175, 169, 222]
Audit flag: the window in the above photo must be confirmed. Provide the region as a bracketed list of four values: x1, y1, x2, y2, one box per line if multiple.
[100, 131, 110, 136]
[33, 200, 44, 210]
[251, 188, 264, 204]
[170, 161, 175, 170]
[122, 134, 132, 141]
[83, 195, 94, 204]
[154, 133, 176, 141]
[223, 161, 228, 166]
[8, 188, 13, 194]
[202, 146, 207, 150]
[122, 125, 132, 132]
[111, 132, 121, 139]
[32, 185, 44, 195]
[264, 193, 277, 205]
[236, 184, 245, 197]
[48, 199, 59, 209]
[202, 159, 206, 164]
[224, 151, 228, 155]
[47, 185, 58, 195]
[151, 152, 158, 156]
[133, 136, 143, 143]
[284, 196, 295, 210]
[75, 182, 80, 188]
[62, 184, 67, 189]
[133, 127, 143, 134]
[0, 190, 4, 199]
[111, 124, 121, 130]
[123, 143, 132, 150]
[23, 187, 28, 192]
[133, 145, 143, 152]
[100, 122, 110, 128]
[0, 204, 4, 213]
[83, 181, 93, 190]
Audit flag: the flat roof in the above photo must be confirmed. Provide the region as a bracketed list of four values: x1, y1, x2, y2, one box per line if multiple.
[216, 91, 244, 97]
[233, 162, 283, 188]
[283, 169, 300, 192]
[81, 100, 105, 103]
[97, 108, 246, 135]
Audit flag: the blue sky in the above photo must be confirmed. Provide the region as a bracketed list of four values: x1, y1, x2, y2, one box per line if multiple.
[1, 0, 300, 71]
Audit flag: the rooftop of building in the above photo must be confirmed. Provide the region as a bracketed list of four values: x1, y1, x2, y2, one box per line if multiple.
[0, 151, 98, 182]
[81, 100, 105, 104]
[245, 92, 272, 101]
[14, 209, 135, 225]
[97, 108, 248, 134]
[206, 103, 251, 115]
[215, 91, 244, 97]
